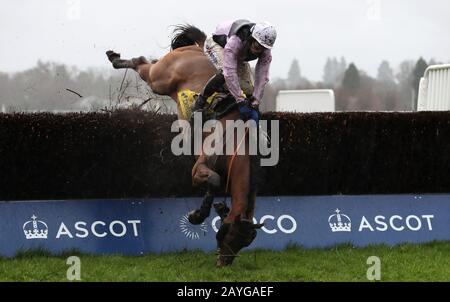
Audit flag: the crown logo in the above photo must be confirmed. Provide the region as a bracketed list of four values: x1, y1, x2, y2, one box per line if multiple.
[328, 209, 352, 232]
[23, 215, 49, 240]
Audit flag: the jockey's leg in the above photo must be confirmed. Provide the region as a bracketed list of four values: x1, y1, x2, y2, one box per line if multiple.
[204, 36, 224, 70]
[238, 62, 254, 97]
[193, 36, 225, 112]
[193, 71, 225, 111]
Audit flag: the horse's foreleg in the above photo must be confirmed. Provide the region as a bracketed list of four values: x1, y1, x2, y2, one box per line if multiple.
[245, 154, 260, 219]
[216, 154, 262, 267]
[245, 190, 257, 219]
[223, 155, 251, 224]
[188, 185, 215, 225]
[189, 154, 221, 225]
[191, 154, 221, 188]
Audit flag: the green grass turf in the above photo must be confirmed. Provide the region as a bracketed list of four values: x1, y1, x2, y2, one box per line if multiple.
[1, 242, 449, 282]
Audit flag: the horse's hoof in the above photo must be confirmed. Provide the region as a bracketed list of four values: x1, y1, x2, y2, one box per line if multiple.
[216, 258, 226, 268]
[106, 50, 121, 62]
[207, 171, 221, 187]
[188, 209, 206, 225]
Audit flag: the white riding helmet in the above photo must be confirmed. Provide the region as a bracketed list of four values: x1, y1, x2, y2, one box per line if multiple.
[251, 22, 277, 49]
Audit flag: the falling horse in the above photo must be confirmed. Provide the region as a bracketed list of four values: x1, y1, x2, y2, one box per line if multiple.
[106, 25, 261, 267]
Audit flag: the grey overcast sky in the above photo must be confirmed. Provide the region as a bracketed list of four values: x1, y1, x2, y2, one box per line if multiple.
[0, 0, 449, 81]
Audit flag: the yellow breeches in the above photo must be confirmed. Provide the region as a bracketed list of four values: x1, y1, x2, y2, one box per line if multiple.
[177, 90, 217, 120]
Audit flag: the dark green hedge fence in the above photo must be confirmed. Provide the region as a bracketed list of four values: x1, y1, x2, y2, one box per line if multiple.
[0, 110, 449, 201]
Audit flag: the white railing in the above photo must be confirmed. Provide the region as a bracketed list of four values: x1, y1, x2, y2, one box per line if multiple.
[276, 89, 335, 113]
[417, 64, 450, 111]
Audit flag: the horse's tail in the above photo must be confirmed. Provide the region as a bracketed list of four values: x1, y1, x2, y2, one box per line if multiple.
[171, 24, 207, 50]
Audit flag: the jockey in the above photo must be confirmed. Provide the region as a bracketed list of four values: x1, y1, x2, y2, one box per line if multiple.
[193, 19, 277, 122]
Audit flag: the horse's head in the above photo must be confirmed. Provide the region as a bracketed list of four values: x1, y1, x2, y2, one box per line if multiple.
[216, 216, 262, 267]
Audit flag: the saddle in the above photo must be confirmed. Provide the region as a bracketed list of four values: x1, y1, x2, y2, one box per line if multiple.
[178, 89, 239, 121]
[206, 93, 240, 120]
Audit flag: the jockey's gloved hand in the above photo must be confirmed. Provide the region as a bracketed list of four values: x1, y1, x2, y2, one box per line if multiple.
[251, 101, 260, 111]
[240, 98, 252, 107]
[238, 99, 251, 119]
[238, 99, 259, 123]
[246, 95, 260, 111]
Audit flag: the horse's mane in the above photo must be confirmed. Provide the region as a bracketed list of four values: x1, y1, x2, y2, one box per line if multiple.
[170, 24, 207, 50]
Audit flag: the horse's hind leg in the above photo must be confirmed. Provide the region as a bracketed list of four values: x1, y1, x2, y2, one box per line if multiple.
[106, 50, 152, 83]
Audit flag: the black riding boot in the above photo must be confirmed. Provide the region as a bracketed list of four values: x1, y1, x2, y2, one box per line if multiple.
[193, 71, 225, 111]
[193, 94, 208, 112]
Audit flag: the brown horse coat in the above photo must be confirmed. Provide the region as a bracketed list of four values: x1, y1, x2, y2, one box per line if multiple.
[106, 25, 260, 266]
